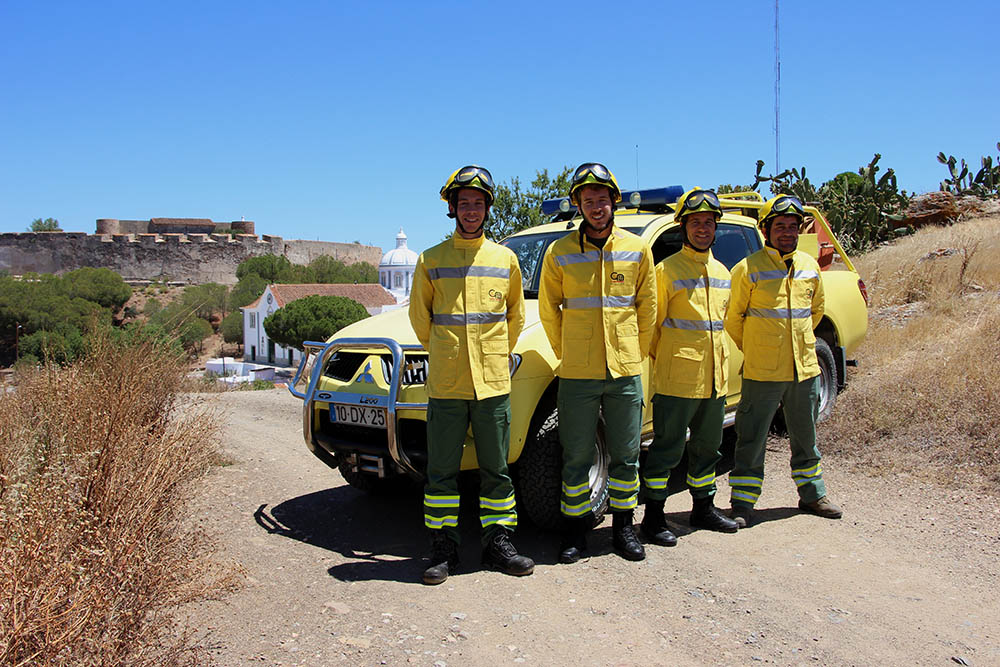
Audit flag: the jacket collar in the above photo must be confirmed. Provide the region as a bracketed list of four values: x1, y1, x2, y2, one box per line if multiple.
[681, 244, 712, 265]
[763, 244, 796, 265]
[452, 231, 486, 249]
[580, 224, 621, 250]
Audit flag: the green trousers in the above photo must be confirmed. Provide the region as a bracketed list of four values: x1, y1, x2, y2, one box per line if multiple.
[730, 376, 827, 508]
[643, 392, 725, 502]
[423, 395, 516, 546]
[557, 371, 642, 518]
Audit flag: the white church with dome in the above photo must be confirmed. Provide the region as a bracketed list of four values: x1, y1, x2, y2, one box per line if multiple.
[379, 228, 418, 302]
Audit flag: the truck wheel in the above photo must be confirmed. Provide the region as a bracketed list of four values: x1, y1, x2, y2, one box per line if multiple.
[515, 397, 610, 530]
[338, 460, 411, 495]
[815, 338, 838, 423]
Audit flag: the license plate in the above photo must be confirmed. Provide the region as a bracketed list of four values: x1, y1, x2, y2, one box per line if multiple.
[330, 404, 387, 429]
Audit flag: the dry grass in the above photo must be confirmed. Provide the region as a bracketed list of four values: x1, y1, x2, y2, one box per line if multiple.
[822, 214, 1000, 493]
[0, 335, 234, 665]
[855, 214, 1000, 310]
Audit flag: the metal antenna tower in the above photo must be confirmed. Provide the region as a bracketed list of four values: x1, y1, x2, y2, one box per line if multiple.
[774, 0, 781, 174]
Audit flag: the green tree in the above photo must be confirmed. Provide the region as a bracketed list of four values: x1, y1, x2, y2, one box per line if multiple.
[488, 167, 573, 240]
[62, 267, 132, 311]
[229, 274, 268, 309]
[182, 282, 228, 320]
[263, 295, 368, 351]
[236, 254, 292, 282]
[220, 311, 243, 346]
[19, 329, 85, 365]
[28, 217, 62, 232]
[178, 318, 213, 353]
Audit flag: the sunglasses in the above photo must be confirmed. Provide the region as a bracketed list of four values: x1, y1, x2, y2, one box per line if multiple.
[681, 189, 721, 211]
[454, 165, 494, 190]
[572, 162, 613, 185]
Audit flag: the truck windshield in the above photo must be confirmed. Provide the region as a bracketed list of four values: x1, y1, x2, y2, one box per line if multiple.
[500, 226, 644, 298]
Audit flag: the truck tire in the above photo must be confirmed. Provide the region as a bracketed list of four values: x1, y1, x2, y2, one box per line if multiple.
[815, 337, 838, 423]
[338, 460, 411, 495]
[515, 396, 610, 530]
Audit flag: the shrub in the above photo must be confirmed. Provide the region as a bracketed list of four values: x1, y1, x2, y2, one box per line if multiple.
[0, 334, 228, 663]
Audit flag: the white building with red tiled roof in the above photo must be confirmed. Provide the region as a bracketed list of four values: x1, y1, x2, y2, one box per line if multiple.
[241, 283, 398, 366]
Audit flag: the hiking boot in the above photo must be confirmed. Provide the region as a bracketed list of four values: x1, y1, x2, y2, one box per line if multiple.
[690, 496, 739, 533]
[612, 510, 646, 561]
[482, 530, 534, 576]
[559, 516, 590, 564]
[640, 500, 677, 547]
[730, 504, 755, 529]
[798, 496, 843, 519]
[422, 531, 459, 586]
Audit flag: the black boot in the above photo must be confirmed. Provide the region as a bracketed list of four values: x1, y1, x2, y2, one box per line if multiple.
[482, 530, 534, 576]
[640, 500, 677, 547]
[559, 515, 590, 564]
[690, 496, 739, 533]
[612, 510, 646, 561]
[422, 531, 459, 586]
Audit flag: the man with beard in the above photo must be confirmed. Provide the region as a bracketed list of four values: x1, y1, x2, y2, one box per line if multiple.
[409, 165, 534, 585]
[642, 188, 740, 547]
[725, 194, 842, 528]
[539, 162, 656, 563]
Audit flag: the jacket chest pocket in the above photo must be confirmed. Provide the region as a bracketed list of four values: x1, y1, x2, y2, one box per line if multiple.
[607, 266, 634, 296]
[481, 339, 509, 382]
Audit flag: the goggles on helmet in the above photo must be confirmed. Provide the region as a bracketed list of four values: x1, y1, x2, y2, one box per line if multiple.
[453, 165, 494, 191]
[680, 189, 721, 213]
[572, 162, 613, 186]
[769, 195, 806, 217]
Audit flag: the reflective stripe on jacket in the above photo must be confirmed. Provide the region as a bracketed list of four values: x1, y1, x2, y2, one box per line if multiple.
[409, 233, 524, 399]
[725, 246, 825, 382]
[650, 245, 730, 398]
[539, 225, 656, 379]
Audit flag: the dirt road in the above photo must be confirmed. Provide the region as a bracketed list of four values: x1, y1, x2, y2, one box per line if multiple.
[179, 390, 999, 666]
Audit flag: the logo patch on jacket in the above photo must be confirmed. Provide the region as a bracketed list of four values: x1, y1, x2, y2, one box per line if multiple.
[609, 271, 625, 283]
[488, 288, 504, 301]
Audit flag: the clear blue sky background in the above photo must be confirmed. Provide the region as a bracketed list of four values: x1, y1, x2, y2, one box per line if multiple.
[2, 1, 997, 256]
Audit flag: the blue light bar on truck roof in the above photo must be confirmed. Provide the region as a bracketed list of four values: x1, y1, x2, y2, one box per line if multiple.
[541, 186, 686, 216]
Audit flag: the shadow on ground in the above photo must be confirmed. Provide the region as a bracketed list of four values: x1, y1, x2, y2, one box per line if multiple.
[253, 477, 564, 585]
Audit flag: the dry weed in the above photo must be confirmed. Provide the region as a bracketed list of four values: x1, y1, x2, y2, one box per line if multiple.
[0, 335, 230, 665]
[822, 292, 1000, 492]
[856, 214, 1000, 310]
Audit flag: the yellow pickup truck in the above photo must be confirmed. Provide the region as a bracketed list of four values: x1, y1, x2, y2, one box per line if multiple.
[289, 188, 868, 529]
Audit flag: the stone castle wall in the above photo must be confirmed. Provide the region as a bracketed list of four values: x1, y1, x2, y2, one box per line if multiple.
[0, 231, 382, 285]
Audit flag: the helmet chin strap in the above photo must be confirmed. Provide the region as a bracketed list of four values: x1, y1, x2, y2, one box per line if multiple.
[681, 220, 715, 251]
[454, 208, 489, 238]
[579, 210, 614, 251]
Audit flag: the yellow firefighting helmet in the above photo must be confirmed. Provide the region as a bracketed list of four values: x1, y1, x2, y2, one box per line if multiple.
[569, 162, 622, 205]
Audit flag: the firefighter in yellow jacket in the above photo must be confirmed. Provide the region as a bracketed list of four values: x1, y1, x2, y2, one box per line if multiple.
[642, 189, 740, 545]
[724, 194, 843, 528]
[539, 162, 656, 563]
[409, 165, 534, 585]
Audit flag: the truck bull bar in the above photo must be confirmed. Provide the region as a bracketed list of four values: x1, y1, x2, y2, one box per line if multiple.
[289, 337, 427, 478]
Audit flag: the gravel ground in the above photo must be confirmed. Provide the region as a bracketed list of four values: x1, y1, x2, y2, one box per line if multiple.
[177, 389, 1000, 666]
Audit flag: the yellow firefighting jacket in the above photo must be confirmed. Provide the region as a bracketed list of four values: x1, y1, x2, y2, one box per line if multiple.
[725, 246, 825, 383]
[539, 225, 656, 380]
[650, 245, 730, 399]
[409, 233, 525, 400]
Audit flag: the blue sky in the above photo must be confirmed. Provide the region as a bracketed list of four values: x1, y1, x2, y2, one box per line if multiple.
[2, 1, 997, 256]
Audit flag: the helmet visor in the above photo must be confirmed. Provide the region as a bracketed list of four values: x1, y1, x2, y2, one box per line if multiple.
[454, 165, 494, 191]
[771, 195, 806, 217]
[681, 189, 721, 212]
[572, 162, 613, 186]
